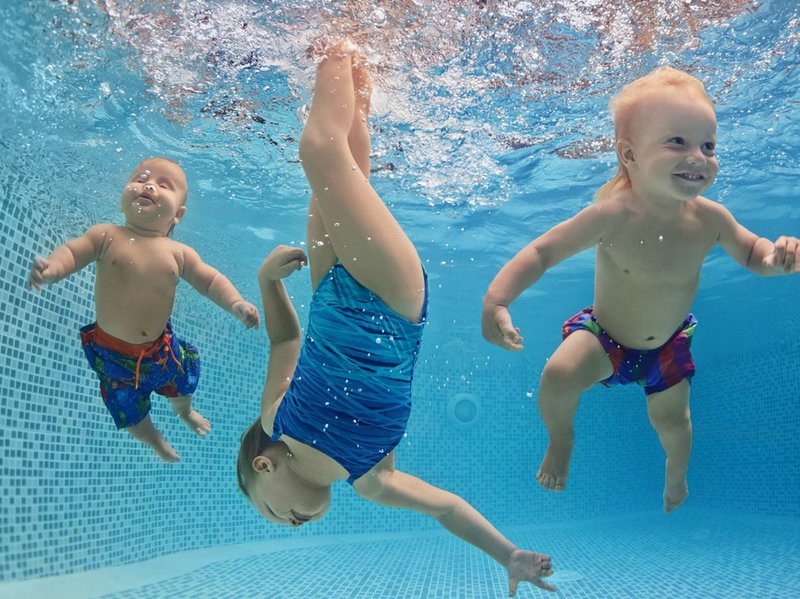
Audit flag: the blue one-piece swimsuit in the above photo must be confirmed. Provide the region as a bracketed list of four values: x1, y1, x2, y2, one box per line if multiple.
[272, 264, 428, 484]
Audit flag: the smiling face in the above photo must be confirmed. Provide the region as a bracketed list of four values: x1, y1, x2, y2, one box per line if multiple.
[246, 452, 331, 528]
[120, 158, 188, 235]
[621, 91, 718, 204]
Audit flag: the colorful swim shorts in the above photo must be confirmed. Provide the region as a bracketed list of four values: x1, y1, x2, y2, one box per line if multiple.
[562, 307, 697, 395]
[80, 321, 201, 429]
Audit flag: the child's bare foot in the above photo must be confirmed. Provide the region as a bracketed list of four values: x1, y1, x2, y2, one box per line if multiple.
[127, 416, 180, 462]
[150, 435, 181, 463]
[663, 459, 689, 513]
[535, 438, 572, 492]
[179, 409, 211, 437]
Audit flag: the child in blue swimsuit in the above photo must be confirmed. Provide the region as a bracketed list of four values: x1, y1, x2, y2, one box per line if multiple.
[237, 41, 555, 596]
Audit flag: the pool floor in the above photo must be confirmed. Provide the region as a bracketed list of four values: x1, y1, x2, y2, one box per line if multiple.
[2, 508, 798, 598]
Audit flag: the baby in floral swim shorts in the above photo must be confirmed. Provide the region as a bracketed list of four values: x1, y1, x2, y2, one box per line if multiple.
[28, 157, 260, 462]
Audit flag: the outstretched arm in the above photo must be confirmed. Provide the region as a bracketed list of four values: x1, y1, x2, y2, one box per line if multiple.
[355, 467, 555, 595]
[482, 201, 625, 350]
[180, 246, 260, 328]
[27, 224, 111, 291]
[258, 245, 306, 429]
[713, 202, 799, 276]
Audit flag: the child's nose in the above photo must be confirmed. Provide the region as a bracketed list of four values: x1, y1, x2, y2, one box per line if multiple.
[686, 148, 707, 165]
[143, 183, 156, 192]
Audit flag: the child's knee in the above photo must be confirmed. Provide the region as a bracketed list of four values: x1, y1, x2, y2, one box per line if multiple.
[541, 359, 593, 393]
[648, 404, 691, 432]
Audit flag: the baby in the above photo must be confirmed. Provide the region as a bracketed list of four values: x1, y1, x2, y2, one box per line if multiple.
[28, 157, 260, 462]
[482, 67, 799, 512]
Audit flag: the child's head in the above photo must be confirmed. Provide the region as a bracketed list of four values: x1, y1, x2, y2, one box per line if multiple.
[121, 157, 189, 235]
[237, 418, 331, 527]
[596, 67, 718, 203]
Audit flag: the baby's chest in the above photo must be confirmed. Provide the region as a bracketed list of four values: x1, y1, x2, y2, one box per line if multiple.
[603, 229, 712, 280]
[100, 241, 180, 283]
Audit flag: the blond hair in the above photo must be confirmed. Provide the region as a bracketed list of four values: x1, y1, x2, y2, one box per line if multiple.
[594, 67, 713, 202]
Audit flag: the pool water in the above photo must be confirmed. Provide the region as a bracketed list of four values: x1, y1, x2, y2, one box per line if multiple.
[1, 1, 799, 598]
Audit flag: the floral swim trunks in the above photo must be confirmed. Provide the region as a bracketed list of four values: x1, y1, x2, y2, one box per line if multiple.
[562, 307, 697, 396]
[80, 321, 201, 429]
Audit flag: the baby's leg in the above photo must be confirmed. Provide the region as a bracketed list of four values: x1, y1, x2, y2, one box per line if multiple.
[536, 330, 613, 492]
[127, 415, 180, 463]
[170, 395, 211, 437]
[299, 42, 424, 322]
[646, 380, 691, 513]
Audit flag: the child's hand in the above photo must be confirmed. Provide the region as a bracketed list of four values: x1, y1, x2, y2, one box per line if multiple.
[507, 548, 556, 595]
[27, 256, 59, 291]
[482, 303, 524, 351]
[763, 236, 799, 274]
[232, 300, 260, 329]
[259, 245, 308, 281]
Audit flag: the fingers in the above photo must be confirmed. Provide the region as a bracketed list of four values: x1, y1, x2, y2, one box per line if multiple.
[27, 257, 46, 291]
[499, 326, 524, 351]
[236, 302, 261, 329]
[769, 236, 799, 273]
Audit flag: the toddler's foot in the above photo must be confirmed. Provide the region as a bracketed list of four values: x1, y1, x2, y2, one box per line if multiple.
[179, 409, 211, 437]
[535, 439, 572, 492]
[150, 435, 181, 463]
[663, 459, 689, 513]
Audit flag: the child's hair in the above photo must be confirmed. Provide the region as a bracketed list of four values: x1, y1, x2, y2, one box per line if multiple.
[594, 67, 713, 202]
[236, 418, 273, 498]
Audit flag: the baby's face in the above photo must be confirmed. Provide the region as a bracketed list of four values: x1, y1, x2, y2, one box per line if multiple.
[248, 463, 331, 528]
[120, 159, 188, 233]
[627, 92, 718, 203]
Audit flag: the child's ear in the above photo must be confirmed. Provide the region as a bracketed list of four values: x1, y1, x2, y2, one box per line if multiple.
[173, 205, 187, 224]
[252, 455, 275, 473]
[617, 140, 635, 167]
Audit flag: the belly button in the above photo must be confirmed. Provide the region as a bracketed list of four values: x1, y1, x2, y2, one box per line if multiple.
[646, 336, 655, 341]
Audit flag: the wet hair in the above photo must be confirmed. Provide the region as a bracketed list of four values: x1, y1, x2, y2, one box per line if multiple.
[236, 417, 274, 498]
[594, 67, 713, 202]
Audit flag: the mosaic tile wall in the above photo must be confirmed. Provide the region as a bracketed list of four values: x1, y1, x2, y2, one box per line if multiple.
[2, 156, 798, 584]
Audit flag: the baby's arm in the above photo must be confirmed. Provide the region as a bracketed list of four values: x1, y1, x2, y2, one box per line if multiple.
[27, 224, 109, 291]
[258, 245, 306, 427]
[180, 245, 260, 328]
[482, 201, 625, 349]
[711, 201, 799, 275]
[355, 468, 555, 595]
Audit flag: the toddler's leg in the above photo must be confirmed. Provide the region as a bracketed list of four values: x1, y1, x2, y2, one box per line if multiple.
[536, 331, 613, 492]
[127, 415, 180, 463]
[170, 395, 211, 437]
[306, 56, 372, 291]
[646, 380, 691, 513]
[299, 42, 424, 323]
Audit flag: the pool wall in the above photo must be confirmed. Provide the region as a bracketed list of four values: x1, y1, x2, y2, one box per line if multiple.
[2, 150, 798, 583]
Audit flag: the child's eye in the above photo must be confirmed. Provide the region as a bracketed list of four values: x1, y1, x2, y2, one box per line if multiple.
[703, 142, 715, 153]
[160, 184, 169, 189]
[668, 137, 685, 145]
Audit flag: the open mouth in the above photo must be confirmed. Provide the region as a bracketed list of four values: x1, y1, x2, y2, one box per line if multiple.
[673, 173, 705, 182]
[291, 511, 313, 524]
